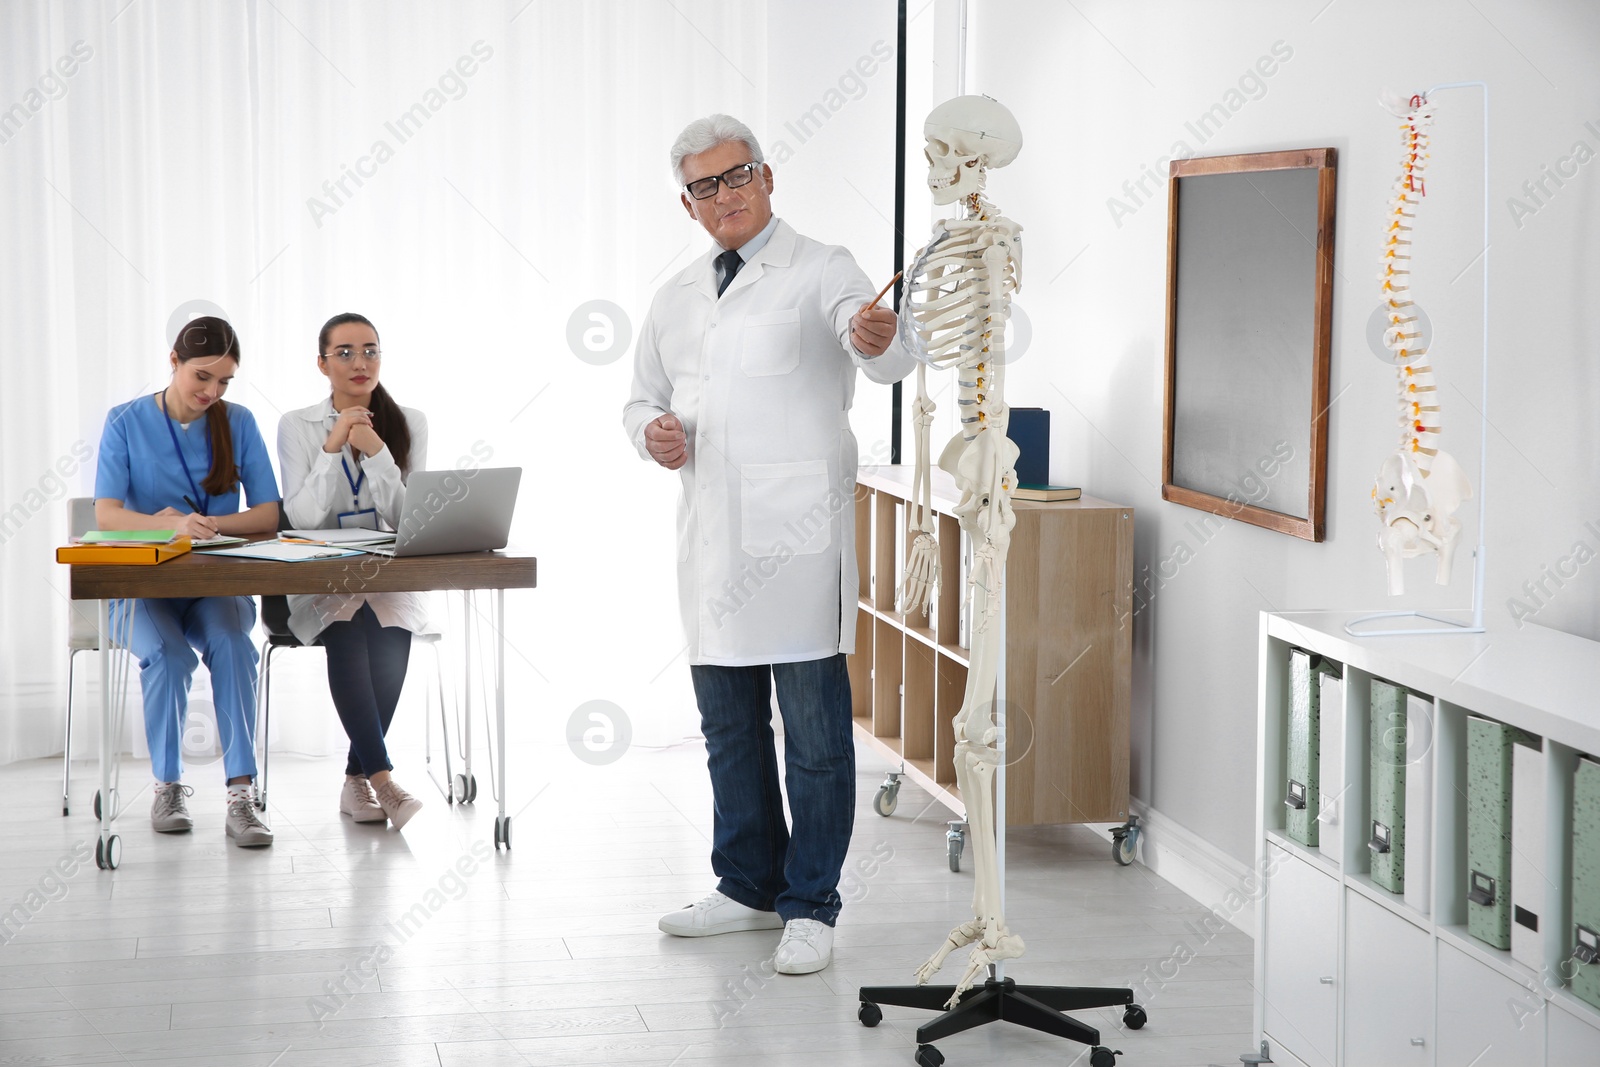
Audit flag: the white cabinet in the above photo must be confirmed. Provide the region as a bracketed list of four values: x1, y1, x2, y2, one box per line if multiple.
[1254, 611, 1600, 1067]
[1437, 942, 1544, 1067]
[1262, 844, 1339, 1067]
[1343, 892, 1431, 1064]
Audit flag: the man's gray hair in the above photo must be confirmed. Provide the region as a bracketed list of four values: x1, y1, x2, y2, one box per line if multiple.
[670, 114, 765, 185]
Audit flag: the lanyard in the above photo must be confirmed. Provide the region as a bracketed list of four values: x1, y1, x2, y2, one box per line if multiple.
[159, 392, 211, 516]
[341, 455, 365, 508]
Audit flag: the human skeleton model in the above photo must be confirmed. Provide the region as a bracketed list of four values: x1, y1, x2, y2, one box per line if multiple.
[895, 95, 1026, 1005]
[1371, 90, 1473, 596]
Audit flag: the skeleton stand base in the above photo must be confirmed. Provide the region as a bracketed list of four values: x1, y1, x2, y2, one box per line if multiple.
[859, 972, 1140, 1058]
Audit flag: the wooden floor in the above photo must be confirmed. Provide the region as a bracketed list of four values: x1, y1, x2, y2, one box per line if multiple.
[0, 740, 1253, 1066]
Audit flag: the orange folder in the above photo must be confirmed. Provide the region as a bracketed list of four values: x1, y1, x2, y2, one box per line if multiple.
[56, 539, 193, 565]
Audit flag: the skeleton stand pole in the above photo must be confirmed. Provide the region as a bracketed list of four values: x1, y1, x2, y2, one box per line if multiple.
[1348, 79, 1489, 638]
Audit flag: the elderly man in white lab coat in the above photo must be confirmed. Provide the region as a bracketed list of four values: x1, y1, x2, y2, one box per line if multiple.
[624, 114, 915, 974]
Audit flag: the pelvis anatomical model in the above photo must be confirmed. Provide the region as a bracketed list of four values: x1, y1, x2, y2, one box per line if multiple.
[897, 94, 1026, 1005]
[1372, 90, 1473, 595]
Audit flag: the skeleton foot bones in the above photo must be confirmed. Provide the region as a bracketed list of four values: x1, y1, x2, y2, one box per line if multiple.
[899, 94, 1029, 1002]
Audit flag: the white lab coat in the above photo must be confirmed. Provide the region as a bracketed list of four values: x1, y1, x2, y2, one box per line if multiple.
[277, 399, 430, 645]
[623, 219, 916, 666]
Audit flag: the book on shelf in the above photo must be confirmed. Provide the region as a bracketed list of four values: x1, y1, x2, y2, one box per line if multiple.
[57, 539, 192, 565]
[1013, 484, 1081, 502]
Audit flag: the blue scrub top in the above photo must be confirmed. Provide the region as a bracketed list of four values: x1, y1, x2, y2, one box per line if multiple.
[95, 394, 280, 516]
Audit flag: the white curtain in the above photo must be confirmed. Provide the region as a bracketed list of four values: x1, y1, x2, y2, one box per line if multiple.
[0, 0, 770, 764]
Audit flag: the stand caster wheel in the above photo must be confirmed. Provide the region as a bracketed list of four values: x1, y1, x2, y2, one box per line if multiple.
[1112, 815, 1140, 866]
[255, 793, 267, 812]
[494, 815, 511, 850]
[947, 829, 964, 872]
[93, 790, 102, 820]
[873, 779, 899, 817]
[454, 773, 478, 804]
[857, 1000, 881, 1027]
[1089, 1047, 1121, 1067]
[1122, 1004, 1147, 1029]
[913, 1044, 943, 1067]
[95, 834, 121, 870]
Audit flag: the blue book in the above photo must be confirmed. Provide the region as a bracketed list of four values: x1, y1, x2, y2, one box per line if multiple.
[1008, 408, 1050, 489]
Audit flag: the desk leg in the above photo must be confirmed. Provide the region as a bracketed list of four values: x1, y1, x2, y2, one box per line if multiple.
[493, 588, 509, 850]
[461, 590, 474, 804]
[95, 599, 121, 870]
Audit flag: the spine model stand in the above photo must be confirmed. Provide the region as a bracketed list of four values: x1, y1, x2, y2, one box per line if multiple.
[897, 94, 1026, 1005]
[1372, 91, 1473, 595]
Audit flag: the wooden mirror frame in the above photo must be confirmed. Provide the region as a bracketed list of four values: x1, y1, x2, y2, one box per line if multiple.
[1160, 147, 1337, 542]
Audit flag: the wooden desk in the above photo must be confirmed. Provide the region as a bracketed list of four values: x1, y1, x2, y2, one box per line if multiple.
[69, 548, 537, 869]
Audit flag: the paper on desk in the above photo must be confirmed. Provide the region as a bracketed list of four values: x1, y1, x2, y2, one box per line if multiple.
[283, 528, 398, 545]
[190, 535, 250, 548]
[201, 542, 365, 562]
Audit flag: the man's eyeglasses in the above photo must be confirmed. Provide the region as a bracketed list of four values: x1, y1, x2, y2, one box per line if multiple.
[323, 346, 381, 364]
[683, 161, 760, 201]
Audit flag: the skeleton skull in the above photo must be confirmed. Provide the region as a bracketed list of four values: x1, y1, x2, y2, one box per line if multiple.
[924, 95, 1023, 205]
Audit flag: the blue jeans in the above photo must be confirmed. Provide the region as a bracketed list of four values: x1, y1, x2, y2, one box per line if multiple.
[689, 654, 855, 926]
[116, 596, 259, 783]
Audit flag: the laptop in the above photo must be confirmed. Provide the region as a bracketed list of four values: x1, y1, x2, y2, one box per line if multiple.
[360, 467, 522, 557]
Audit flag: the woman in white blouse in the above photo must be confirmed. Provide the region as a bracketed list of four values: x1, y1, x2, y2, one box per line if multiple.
[278, 313, 427, 829]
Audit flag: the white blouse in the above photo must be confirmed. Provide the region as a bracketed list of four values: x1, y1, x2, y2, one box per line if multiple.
[277, 399, 430, 645]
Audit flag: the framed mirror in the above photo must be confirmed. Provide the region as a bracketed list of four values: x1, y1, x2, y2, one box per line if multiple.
[1161, 147, 1337, 541]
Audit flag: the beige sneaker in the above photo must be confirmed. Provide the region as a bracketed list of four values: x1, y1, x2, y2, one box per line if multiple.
[150, 782, 194, 833]
[373, 778, 422, 830]
[340, 775, 387, 823]
[225, 792, 274, 847]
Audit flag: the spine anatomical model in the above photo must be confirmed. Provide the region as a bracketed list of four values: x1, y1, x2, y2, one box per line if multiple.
[897, 95, 1026, 1005]
[1371, 90, 1472, 596]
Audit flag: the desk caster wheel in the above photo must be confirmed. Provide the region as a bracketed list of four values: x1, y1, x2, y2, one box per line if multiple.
[494, 815, 511, 850]
[858, 1000, 881, 1027]
[873, 776, 900, 817]
[1123, 1004, 1146, 1029]
[454, 773, 477, 804]
[95, 834, 121, 870]
[1112, 816, 1140, 866]
[1089, 1047, 1121, 1067]
[914, 1044, 943, 1067]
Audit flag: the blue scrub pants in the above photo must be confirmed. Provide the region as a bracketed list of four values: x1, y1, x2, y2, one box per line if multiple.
[689, 654, 856, 926]
[116, 596, 260, 783]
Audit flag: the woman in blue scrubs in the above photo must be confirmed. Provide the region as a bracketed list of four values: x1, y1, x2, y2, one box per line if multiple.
[94, 316, 281, 847]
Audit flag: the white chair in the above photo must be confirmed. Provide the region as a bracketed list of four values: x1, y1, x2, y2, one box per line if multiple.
[255, 594, 454, 812]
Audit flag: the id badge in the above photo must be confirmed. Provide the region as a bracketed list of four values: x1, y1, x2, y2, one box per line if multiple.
[337, 507, 379, 530]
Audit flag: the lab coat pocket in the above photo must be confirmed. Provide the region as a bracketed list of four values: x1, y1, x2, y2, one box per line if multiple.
[740, 308, 801, 377]
[740, 460, 831, 557]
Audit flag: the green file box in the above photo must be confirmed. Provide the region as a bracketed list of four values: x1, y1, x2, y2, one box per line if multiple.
[1285, 649, 1337, 847]
[1369, 679, 1409, 893]
[1573, 755, 1600, 1009]
[1467, 714, 1533, 949]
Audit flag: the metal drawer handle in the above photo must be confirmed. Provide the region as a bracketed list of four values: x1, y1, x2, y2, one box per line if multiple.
[1319, 976, 1334, 985]
[1411, 1038, 1426, 1047]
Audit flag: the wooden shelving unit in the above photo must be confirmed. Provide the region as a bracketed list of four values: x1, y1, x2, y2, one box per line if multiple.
[849, 465, 1134, 826]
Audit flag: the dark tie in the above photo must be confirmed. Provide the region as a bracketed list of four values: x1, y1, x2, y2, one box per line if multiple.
[716, 248, 743, 298]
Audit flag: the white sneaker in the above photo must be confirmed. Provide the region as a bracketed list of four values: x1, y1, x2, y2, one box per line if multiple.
[225, 792, 274, 847]
[150, 782, 194, 833]
[340, 775, 387, 823]
[773, 918, 833, 974]
[658, 891, 785, 937]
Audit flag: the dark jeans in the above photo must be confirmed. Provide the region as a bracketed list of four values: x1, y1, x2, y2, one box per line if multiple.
[689, 653, 855, 926]
[319, 602, 412, 777]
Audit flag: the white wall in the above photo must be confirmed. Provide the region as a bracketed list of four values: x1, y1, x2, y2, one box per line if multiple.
[959, 0, 1600, 862]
